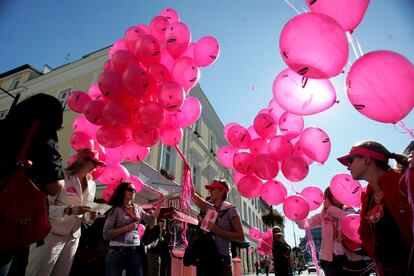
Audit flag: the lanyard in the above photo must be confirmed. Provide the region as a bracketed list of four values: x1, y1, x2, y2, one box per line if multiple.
[123, 205, 136, 220]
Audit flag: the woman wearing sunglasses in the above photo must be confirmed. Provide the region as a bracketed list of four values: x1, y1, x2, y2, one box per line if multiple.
[103, 181, 164, 276]
[337, 141, 414, 276]
[26, 148, 104, 276]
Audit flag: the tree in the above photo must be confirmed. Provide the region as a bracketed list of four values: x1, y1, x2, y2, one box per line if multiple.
[261, 208, 285, 228]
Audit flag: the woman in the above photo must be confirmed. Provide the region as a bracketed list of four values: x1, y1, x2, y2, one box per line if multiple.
[191, 179, 245, 276]
[337, 141, 414, 275]
[26, 148, 103, 276]
[103, 182, 163, 276]
[297, 187, 364, 276]
[272, 233, 292, 276]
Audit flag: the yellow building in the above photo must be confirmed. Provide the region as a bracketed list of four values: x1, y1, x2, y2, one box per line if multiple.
[0, 46, 270, 274]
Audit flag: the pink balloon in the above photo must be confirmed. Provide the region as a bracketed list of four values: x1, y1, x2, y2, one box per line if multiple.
[88, 83, 103, 100]
[102, 184, 118, 202]
[249, 227, 261, 240]
[132, 125, 160, 147]
[260, 180, 287, 206]
[227, 125, 251, 149]
[306, 0, 370, 32]
[101, 164, 130, 185]
[175, 96, 202, 128]
[160, 8, 180, 23]
[341, 214, 362, 243]
[279, 112, 304, 140]
[268, 99, 286, 122]
[103, 59, 112, 72]
[233, 152, 255, 175]
[346, 50, 414, 123]
[330, 173, 362, 208]
[172, 56, 200, 91]
[249, 138, 268, 156]
[233, 171, 246, 185]
[279, 12, 348, 79]
[111, 50, 136, 74]
[93, 142, 106, 162]
[283, 195, 310, 222]
[127, 175, 145, 193]
[268, 136, 293, 161]
[122, 64, 149, 99]
[158, 81, 185, 111]
[298, 127, 331, 164]
[247, 125, 260, 140]
[237, 175, 262, 198]
[149, 16, 169, 44]
[67, 91, 91, 113]
[72, 116, 100, 138]
[104, 147, 124, 165]
[180, 42, 195, 59]
[96, 125, 128, 148]
[98, 71, 125, 102]
[160, 48, 175, 73]
[292, 142, 314, 165]
[135, 34, 161, 67]
[91, 165, 104, 180]
[124, 26, 148, 53]
[165, 22, 191, 58]
[273, 68, 336, 115]
[138, 224, 146, 238]
[101, 101, 132, 127]
[121, 140, 150, 162]
[109, 40, 128, 59]
[70, 131, 94, 151]
[254, 154, 279, 180]
[194, 36, 220, 67]
[84, 99, 107, 126]
[147, 63, 171, 88]
[253, 113, 277, 139]
[300, 186, 324, 211]
[160, 123, 183, 146]
[138, 101, 165, 129]
[281, 155, 309, 182]
[224, 123, 240, 143]
[217, 146, 238, 169]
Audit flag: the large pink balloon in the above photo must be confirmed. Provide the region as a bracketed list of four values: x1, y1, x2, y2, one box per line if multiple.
[138, 101, 165, 129]
[101, 164, 130, 185]
[279, 112, 304, 140]
[72, 116, 100, 138]
[306, 0, 370, 32]
[300, 186, 324, 211]
[253, 113, 277, 139]
[165, 22, 191, 58]
[268, 136, 293, 161]
[123, 65, 148, 99]
[249, 227, 261, 240]
[96, 125, 128, 148]
[102, 184, 118, 202]
[233, 152, 255, 175]
[135, 34, 161, 67]
[249, 138, 268, 156]
[341, 214, 362, 244]
[172, 56, 200, 91]
[330, 173, 362, 208]
[247, 125, 260, 140]
[233, 171, 246, 185]
[281, 155, 309, 182]
[121, 140, 150, 162]
[67, 91, 91, 113]
[346, 50, 414, 123]
[279, 12, 348, 79]
[283, 195, 310, 222]
[149, 16, 169, 44]
[224, 123, 240, 143]
[254, 154, 279, 180]
[147, 63, 171, 88]
[260, 180, 287, 206]
[194, 36, 220, 67]
[158, 81, 185, 112]
[84, 99, 107, 126]
[132, 125, 160, 147]
[98, 71, 125, 102]
[138, 224, 146, 238]
[160, 8, 180, 23]
[70, 131, 94, 151]
[298, 127, 331, 164]
[227, 125, 251, 149]
[101, 101, 132, 127]
[268, 99, 286, 122]
[292, 142, 314, 165]
[175, 96, 202, 128]
[217, 146, 238, 169]
[109, 40, 128, 59]
[123, 26, 148, 53]
[160, 123, 183, 146]
[111, 50, 136, 74]
[237, 175, 262, 198]
[104, 147, 124, 165]
[273, 68, 336, 115]
[127, 175, 145, 193]
[88, 83, 103, 100]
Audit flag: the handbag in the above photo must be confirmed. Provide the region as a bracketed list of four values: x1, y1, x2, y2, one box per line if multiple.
[0, 122, 51, 252]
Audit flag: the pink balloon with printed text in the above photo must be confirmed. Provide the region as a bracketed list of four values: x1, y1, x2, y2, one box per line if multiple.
[88, 83, 102, 100]
[300, 186, 324, 211]
[132, 125, 160, 147]
[72, 116, 100, 138]
[158, 81, 185, 112]
[160, 123, 183, 146]
[254, 113, 277, 139]
[124, 26, 147, 53]
[70, 131, 94, 151]
[147, 63, 171, 88]
[172, 56, 200, 91]
[298, 127, 331, 164]
[165, 22, 191, 58]
[101, 164, 130, 185]
[273, 68, 336, 115]
[346, 50, 414, 123]
[135, 34, 161, 67]
[279, 12, 348, 78]
[249, 227, 261, 240]
[237, 175, 262, 198]
[260, 180, 287, 206]
[194, 36, 220, 67]
[111, 50, 136, 74]
[330, 173, 362, 208]
[281, 155, 309, 182]
[249, 138, 268, 156]
[105, 147, 124, 165]
[101, 101, 132, 127]
[160, 8, 180, 24]
[123, 65, 148, 99]
[341, 214, 362, 243]
[121, 140, 150, 162]
[217, 145, 238, 169]
[127, 175, 145, 193]
[96, 125, 128, 148]
[224, 123, 240, 143]
[149, 16, 169, 44]
[283, 195, 310, 222]
[254, 154, 279, 180]
[98, 71, 125, 102]
[279, 112, 304, 140]
[67, 91, 91, 113]
[109, 40, 128, 59]
[233, 152, 255, 175]
[84, 99, 107, 125]
[138, 101, 165, 129]
[268, 136, 293, 161]
[175, 96, 202, 128]
[227, 125, 251, 149]
[103, 184, 118, 202]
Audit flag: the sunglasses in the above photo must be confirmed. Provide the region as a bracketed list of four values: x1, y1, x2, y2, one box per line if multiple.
[348, 155, 363, 165]
[126, 187, 136, 193]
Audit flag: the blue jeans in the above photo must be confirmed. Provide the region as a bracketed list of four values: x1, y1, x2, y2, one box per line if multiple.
[106, 247, 144, 276]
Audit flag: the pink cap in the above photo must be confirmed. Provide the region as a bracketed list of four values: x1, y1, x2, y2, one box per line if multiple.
[337, 146, 388, 166]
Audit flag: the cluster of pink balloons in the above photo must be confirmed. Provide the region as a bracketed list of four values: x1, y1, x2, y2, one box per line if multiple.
[67, 8, 220, 199]
[249, 228, 273, 256]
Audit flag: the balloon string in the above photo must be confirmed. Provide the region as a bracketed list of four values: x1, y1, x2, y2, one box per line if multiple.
[354, 33, 364, 57]
[397, 121, 414, 139]
[305, 227, 321, 276]
[346, 31, 360, 60]
[283, 0, 302, 14]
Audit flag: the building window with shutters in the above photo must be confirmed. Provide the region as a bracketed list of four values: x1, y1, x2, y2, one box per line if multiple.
[209, 134, 216, 153]
[57, 88, 72, 110]
[8, 76, 22, 90]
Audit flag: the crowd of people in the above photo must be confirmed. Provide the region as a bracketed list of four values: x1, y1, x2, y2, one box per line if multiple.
[0, 93, 413, 276]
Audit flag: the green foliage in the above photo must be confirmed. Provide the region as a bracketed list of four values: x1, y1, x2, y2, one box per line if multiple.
[261, 208, 285, 228]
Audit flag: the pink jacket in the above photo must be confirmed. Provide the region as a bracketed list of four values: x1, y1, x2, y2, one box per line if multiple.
[297, 206, 363, 262]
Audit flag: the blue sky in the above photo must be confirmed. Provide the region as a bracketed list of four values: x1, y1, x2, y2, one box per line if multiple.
[1, 0, 413, 246]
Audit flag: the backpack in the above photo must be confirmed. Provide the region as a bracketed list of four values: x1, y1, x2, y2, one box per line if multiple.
[0, 123, 51, 252]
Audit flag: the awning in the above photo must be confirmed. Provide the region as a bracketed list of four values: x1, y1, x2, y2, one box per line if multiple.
[159, 207, 199, 225]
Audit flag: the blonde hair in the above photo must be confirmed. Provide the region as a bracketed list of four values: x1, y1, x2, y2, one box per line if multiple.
[65, 149, 94, 179]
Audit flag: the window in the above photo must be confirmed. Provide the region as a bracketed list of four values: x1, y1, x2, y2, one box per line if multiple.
[248, 207, 252, 226]
[192, 166, 200, 191]
[194, 119, 201, 133]
[209, 134, 216, 153]
[57, 88, 72, 110]
[8, 77, 21, 90]
[243, 202, 247, 223]
[0, 109, 8, 120]
[161, 145, 172, 171]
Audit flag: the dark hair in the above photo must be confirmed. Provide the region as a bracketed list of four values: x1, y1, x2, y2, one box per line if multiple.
[272, 226, 282, 235]
[6, 93, 63, 131]
[215, 179, 230, 200]
[108, 182, 132, 207]
[324, 187, 344, 209]
[354, 141, 409, 172]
